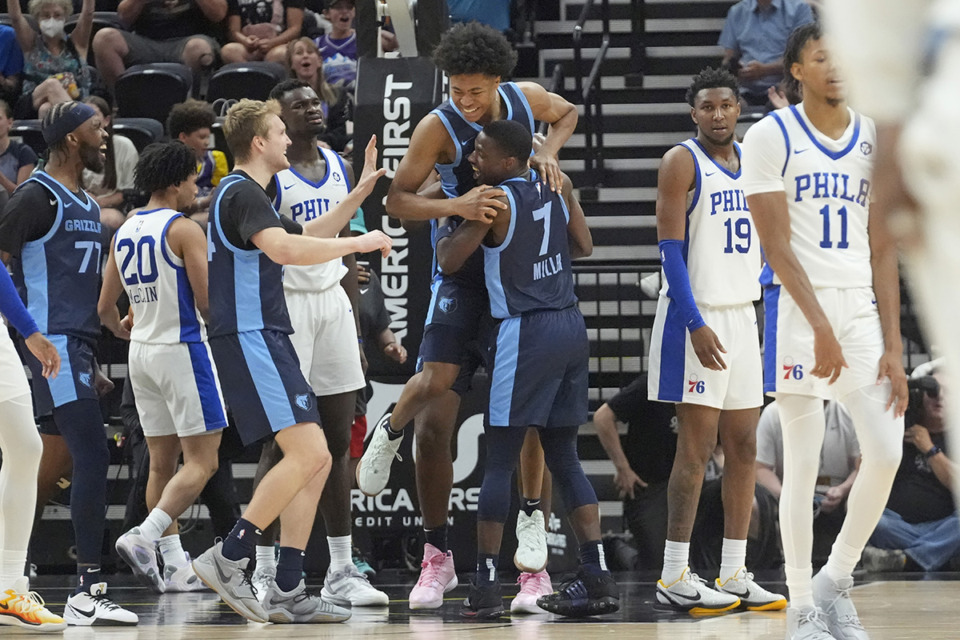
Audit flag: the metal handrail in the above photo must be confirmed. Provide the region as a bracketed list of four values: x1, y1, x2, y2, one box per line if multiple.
[572, 0, 610, 101]
[538, 63, 565, 136]
[572, 0, 611, 190]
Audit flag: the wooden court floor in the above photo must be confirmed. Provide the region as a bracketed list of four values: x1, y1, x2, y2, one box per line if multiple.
[16, 573, 960, 639]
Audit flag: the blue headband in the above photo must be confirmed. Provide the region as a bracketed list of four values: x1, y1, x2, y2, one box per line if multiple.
[42, 102, 97, 145]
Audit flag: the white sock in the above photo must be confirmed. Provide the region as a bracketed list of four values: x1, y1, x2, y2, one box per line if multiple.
[719, 538, 747, 584]
[785, 565, 814, 608]
[256, 545, 277, 570]
[328, 535, 352, 569]
[0, 550, 27, 592]
[138, 508, 173, 542]
[660, 540, 689, 585]
[157, 535, 186, 570]
[824, 540, 861, 582]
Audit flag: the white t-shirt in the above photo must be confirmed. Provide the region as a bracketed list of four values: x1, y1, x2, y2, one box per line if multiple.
[83, 134, 138, 192]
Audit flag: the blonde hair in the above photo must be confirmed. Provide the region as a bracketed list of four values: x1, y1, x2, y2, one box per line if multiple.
[285, 37, 339, 106]
[28, 0, 72, 19]
[223, 99, 282, 163]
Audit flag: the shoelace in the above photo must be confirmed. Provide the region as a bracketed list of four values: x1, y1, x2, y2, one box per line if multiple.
[799, 607, 831, 631]
[91, 594, 121, 611]
[416, 554, 446, 586]
[825, 584, 865, 629]
[12, 591, 50, 617]
[517, 572, 546, 594]
[371, 431, 403, 462]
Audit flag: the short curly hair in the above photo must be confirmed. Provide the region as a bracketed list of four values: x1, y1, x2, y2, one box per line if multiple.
[685, 66, 739, 106]
[432, 22, 517, 79]
[134, 141, 197, 195]
[166, 99, 217, 139]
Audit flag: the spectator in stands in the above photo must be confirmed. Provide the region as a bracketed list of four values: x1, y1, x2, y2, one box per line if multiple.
[221, 0, 304, 64]
[0, 99, 37, 204]
[165, 99, 229, 221]
[0, 24, 24, 106]
[718, 0, 814, 106]
[81, 94, 138, 230]
[6, 0, 94, 119]
[313, 0, 356, 94]
[755, 400, 861, 566]
[92, 0, 226, 90]
[286, 37, 350, 152]
[448, 0, 510, 34]
[863, 370, 960, 572]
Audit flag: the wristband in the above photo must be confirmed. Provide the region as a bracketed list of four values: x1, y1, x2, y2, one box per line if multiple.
[924, 445, 941, 459]
[658, 239, 705, 331]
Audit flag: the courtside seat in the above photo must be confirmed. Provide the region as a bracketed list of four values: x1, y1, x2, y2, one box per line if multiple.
[207, 61, 288, 103]
[115, 63, 192, 122]
[10, 119, 45, 156]
[112, 117, 164, 151]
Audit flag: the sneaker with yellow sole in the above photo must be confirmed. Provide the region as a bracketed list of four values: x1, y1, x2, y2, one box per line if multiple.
[716, 566, 787, 611]
[656, 568, 740, 614]
[0, 578, 66, 632]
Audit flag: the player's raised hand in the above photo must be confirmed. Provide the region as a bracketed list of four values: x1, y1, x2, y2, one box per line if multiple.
[455, 185, 507, 222]
[811, 326, 847, 384]
[355, 229, 393, 257]
[877, 350, 908, 417]
[24, 332, 60, 379]
[356, 135, 387, 193]
[690, 325, 727, 371]
[529, 151, 563, 193]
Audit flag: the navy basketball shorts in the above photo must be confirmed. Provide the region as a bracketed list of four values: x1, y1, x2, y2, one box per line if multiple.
[23, 334, 99, 418]
[415, 276, 490, 396]
[487, 307, 589, 428]
[209, 329, 321, 446]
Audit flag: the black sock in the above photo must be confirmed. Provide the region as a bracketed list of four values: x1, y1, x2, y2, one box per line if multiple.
[275, 547, 305, 592]
[476, 553, 499, 586]
[580, 540, 608, 575]
[424, 525, 448, 553]
[221, 518, 261, 562]
[75, 565, 101, 595]
[521, 498, 541, 517]
[383, 416, 403, 440]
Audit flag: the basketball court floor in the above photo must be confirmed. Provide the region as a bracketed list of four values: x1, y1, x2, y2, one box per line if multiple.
[20, 571, 960, 639]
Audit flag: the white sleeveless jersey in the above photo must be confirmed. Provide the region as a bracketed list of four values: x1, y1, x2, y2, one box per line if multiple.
[660, 139, 760, 306]
[742, 103, 875, 289]
[274, 147, 351, 292]
[113, 208, 205, 345]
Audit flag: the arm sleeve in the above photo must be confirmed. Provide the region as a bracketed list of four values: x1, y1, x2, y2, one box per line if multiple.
[0, 265, 38, 337]
[659, 239, 705, 331]
[821, 0, 930, 124]
[740, 115, 790, 196]
[0, 183, 58, 256]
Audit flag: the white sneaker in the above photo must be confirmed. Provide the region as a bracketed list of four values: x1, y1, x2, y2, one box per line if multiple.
[63, 583, 139, 626]
[321, 564, 389, 606]
[262, 579, 351, 623]
[164, 562, 206, 592]
[356, 413, 403, 496]
[510, 570, 552, 614]
[656, 568, 740, 614]
[812, 571, 869, 640]
[716, 566, 787, 611]
[514, 510, 547, 573]
[786, 606, 837, 640]
[115, 527, 164, 593]
[252, 563, 276, 603]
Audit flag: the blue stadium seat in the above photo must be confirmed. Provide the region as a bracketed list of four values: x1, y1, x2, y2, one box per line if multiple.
[115, 63, 192, 122]
[112, 117, 164, 152]
[207, 61, 288, 103]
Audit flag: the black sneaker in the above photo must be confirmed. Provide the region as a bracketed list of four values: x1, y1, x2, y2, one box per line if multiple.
[537, 568, 620, 617]
[459, 581, 504, 619]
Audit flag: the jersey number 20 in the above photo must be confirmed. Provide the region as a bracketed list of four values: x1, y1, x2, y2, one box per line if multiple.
[116, 236, 159, 286]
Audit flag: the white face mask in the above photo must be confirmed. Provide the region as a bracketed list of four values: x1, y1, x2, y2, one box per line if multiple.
[39, 18, 65, 39]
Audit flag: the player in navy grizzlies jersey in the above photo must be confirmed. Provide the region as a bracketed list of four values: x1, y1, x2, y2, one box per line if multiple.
[648, 67, 786, 615]
[98, 141, 227, 595]
[0, 101, 138, 626]
[356, 21, 578, 610]
[434, 120, 617, 619]
[743, 23, 907, 640]
[190, 98, 391, 625]
[244, 80, 387, 607]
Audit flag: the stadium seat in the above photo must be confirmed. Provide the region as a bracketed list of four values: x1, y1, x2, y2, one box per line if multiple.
[112, 117, 164, 152]
[115, 63, 192, 122]
[207, 62, 288, 103]
[10, 120, 45, 156]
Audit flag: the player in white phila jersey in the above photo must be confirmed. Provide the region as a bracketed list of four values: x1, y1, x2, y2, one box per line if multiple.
[99, 141, 228, 595]
[742, 23, 909, 640]
[246, 79, 388, 608]
[822, 0, 960, 510]
[648, 67, 785, 615]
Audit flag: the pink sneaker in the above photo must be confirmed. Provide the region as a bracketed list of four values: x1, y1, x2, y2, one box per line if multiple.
[408, 544, 458, 610]
[510, 570, 553, 614]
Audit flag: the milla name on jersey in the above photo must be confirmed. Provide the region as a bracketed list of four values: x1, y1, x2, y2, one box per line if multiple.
[533, 252, 564, 281]
[795, 173, 870, 206]
[64, 218, 102, 233]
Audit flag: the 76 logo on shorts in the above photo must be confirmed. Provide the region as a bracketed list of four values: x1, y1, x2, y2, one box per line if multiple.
[687, 376, 705, 394]
[782, 359, 804, 380]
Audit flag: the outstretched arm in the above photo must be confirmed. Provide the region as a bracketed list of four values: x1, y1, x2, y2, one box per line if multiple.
[519, 81, 578, 192]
